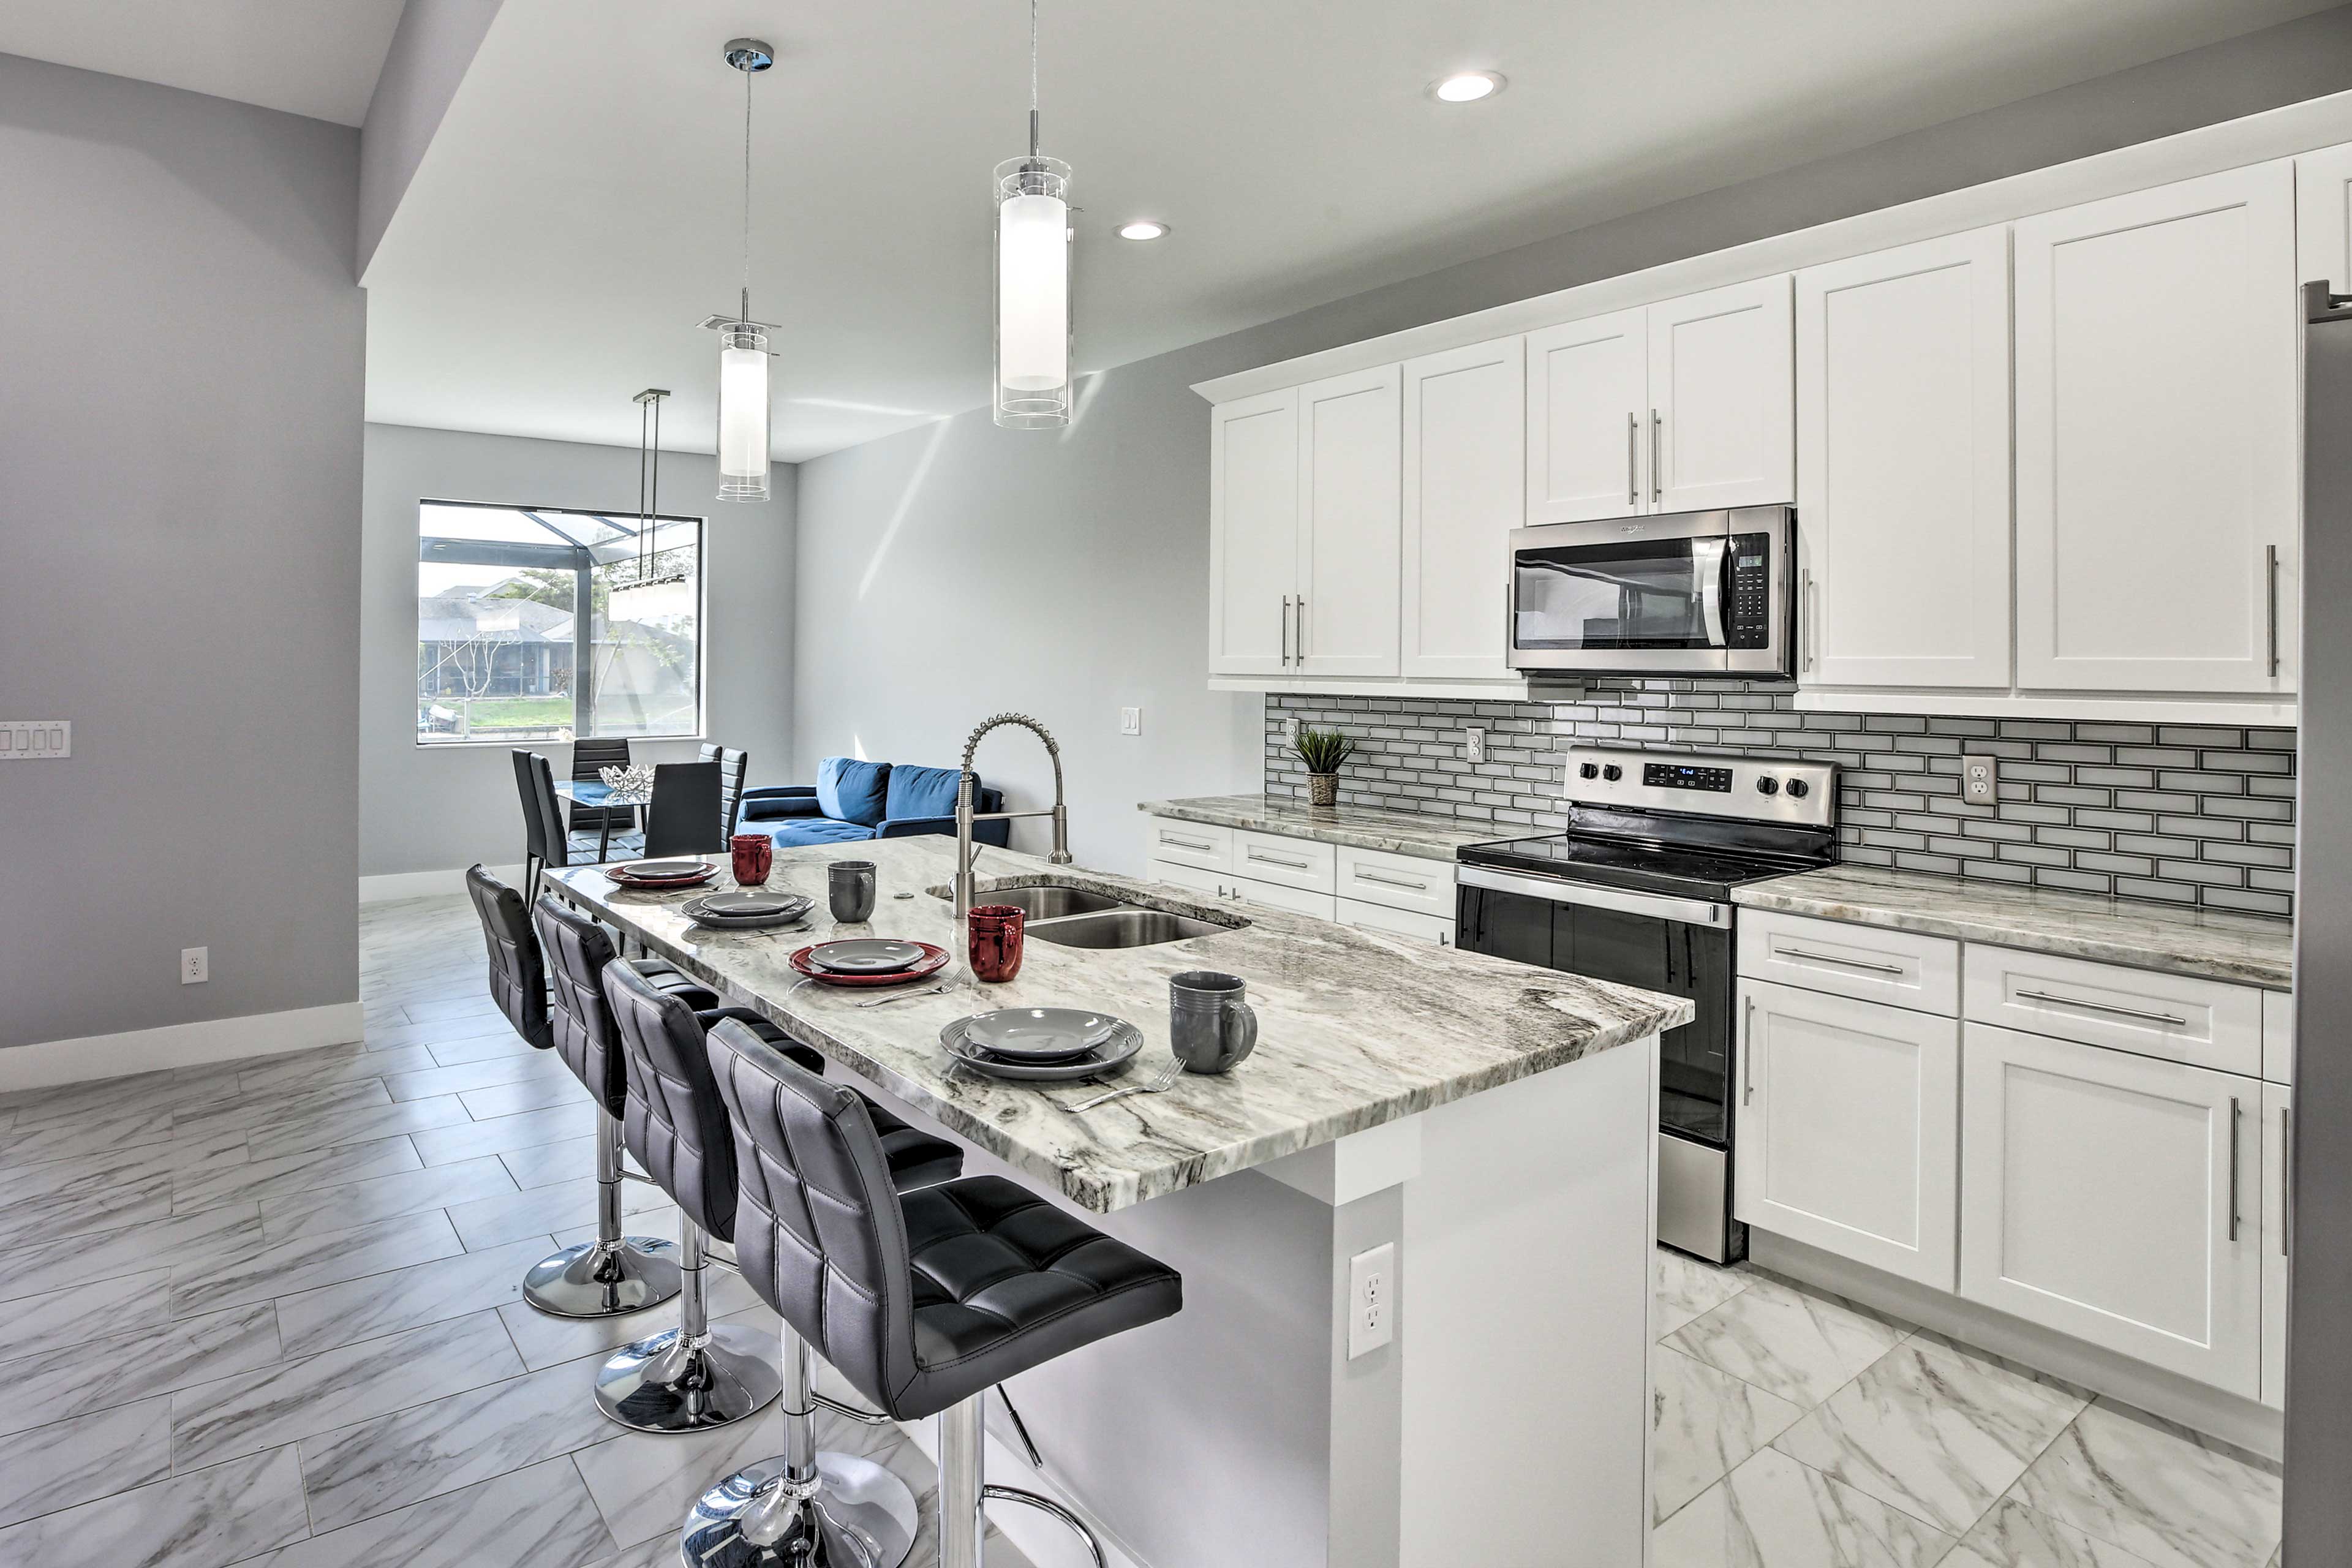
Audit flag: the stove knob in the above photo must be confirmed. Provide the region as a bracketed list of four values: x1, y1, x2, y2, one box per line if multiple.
[1755, 776, 1781, 796]
[1785, 778, 1811, 800]
[1601, 764, 1623, 782]
[1578, 762, 1601, 780]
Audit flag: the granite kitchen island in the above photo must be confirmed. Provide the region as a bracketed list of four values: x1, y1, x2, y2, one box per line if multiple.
[551, 835, 1690, 1568]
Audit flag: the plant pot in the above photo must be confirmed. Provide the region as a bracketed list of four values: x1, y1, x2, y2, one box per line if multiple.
[1306, 772, 1339, 808]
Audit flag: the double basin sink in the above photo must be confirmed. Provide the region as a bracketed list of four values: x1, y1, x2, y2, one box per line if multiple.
[933, 881, 1243, 950]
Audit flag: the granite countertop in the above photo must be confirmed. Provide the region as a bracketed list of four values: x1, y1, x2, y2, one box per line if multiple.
[1137, 794, 1512, 862]
[1735, 864, 2293, 990]
[551, 837, 1691, 1213]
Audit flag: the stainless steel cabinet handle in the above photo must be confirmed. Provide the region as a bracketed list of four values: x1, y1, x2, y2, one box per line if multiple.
[1650, 410, 1663, 503]
[1297, 596, 1306, 660]
[2266, 545, 2280, 677]
[1161, 832, 1215, 852]
[1777, 944, 1904, 976]
[2228, 1096, 2242, 1242]
[2012, 988, 2188, 1027]
[1355, 869, 1430, 892]
[1280, 596, 1292, 666]
[1248, 849, 1314, 870]
[1742, 995, 1757, 1106]
[2282, 1104, 2293, 1257]
[1802, 570, 1818, 673]
[1627, 412, 1640, 506]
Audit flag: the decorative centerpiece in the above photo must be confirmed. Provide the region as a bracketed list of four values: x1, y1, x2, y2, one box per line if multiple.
[598, 763, 657, 799]
[1292, 726, 1355, 809]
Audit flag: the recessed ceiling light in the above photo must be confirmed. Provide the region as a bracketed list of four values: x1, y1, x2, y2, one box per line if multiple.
[1431, 70, 1505, 104]
[1118, 219, 1170, 241]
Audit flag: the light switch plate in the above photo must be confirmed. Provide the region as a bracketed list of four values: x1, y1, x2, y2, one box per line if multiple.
[0, 721, 70, 758]
[1962, 755, 1997, 805]
[1120, 707, 1142, 736]
[1348, 1242, 1395, 1360]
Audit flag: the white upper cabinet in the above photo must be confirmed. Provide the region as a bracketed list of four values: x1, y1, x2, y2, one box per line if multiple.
[1525, 307, 1649, 522]
[1402, 338, 1523, 680]
[1297, 366, 1403, 678]
[1797, 228, 2013, 688]
[2014, 161, 2299, 695]
[1649, 276, 1797, 513]
[1207, 388, 1301, 676]
[2294, 140, 2352, 288]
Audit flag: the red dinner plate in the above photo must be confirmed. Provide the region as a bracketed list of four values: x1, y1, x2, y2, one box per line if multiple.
[789, 941, 951, 986]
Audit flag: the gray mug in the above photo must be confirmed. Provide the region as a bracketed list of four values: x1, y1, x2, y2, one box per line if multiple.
[1169, 970, 1257, 1074]
[828, 861, 877, 924]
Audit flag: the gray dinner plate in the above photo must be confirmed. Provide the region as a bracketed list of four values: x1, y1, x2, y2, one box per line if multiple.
[807, 939, 927, 974]
[611, 859, 717, 881]
[687, 890, 812, 919]
[938, 1020, 1144, 1082]
[962, 1007, 1125, 1061]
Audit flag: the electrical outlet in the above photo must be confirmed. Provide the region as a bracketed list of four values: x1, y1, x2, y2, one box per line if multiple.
[0, 720, 70, 758]
[1284, 715, 1299, 747]
[1348, 1242, 1395, 1359]
[181, 947, 208, 985]
[1962, 754, 1998, 806]
[1120, 706, 1142, 736]
[1464, 727, 1487, 765]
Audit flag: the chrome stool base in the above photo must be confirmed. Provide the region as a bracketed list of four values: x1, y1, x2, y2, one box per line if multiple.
[681, 1452, 918, 1568]
[521, 1236, 680, 1318]
[595, 1321, 780, 1433]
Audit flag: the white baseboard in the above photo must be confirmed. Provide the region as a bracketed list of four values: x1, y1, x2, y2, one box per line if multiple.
[360, 862, 527, 904]
[0, 1001, 368, 1093]
[1749, 1229, 2285, 1463]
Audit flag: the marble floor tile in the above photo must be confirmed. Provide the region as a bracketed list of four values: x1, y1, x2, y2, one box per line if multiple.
[255, 1153, 518, 1242]
[556, 1202, 681, 1250]
[445, 1174, 668, 1252]
[236, 1041, 440, 1095]
[405, 995, 507, 1025]
[0, 1302, 282, 1438]
[0, 1172, 174, 1248]
[0, 1395, 174, 1529]
[360, 1015, 521, 1054]
[247, 1454, 619, 1568]
[177, 1074, 395, 1137]
[244, 1095, 473, 1162]
[2012, 1399, 2283, 1568]
[425, 1028, 546, 1066]
[1944, 1496, 2165, 1567]
[1773, 1335, 2090, 1534]
[5, 1268, 170, 1362]
[1653, 1343, 1805, 1525]
[499, 1131, 600, 1190]
[383, 1054, 573, 1104]
[168, 1207, 465, 1318]
[0, 1203, 262, 1305]
[170, 1309, 524, 1471]
[496, 1269, 771, 1373]
[410, 1101, 601, 1166]
[0, 1068, 244, 1131]
[0, 1133, 245, 1207]
[1657, 1246, 1752, 1338]
[171, 1134, 424, 1215]
[1663, 1273, 1912, 1408]
[461, 1071, 595, 1121]
[275, 1235, 554, 1357]
[0, 1444, 308, 1568]
[0, 1099, 176, 1169]
[571, 1404, 792, 1549]
[1650, 1447, 1954, 1568]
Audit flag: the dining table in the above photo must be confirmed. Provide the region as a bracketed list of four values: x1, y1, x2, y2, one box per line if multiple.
[551, 778, 650, 862]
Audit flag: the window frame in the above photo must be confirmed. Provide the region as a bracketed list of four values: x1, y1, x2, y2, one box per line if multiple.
[414, 497, 709, 748]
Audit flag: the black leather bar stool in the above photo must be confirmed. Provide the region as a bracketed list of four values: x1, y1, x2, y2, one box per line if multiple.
[690, 1019, 1183, 1568]
[522, 894, 721, 1317]
[598, 963, 964, 1436]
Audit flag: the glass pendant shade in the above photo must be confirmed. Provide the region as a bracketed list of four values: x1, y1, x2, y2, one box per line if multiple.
[715, 325, 771, 501]
[994, 156, 1072, 428]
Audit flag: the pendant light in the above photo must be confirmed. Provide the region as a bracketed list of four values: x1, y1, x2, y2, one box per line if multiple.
[993, 0, 1072, 428]
[703, 37, 775, 501]
[633, 388, 668, 582]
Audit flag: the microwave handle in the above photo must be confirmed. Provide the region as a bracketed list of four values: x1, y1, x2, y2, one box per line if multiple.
[1697, 537, 1728, 649]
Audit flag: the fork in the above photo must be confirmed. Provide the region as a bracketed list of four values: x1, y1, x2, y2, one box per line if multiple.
[1063, 1054, 1185, 1114]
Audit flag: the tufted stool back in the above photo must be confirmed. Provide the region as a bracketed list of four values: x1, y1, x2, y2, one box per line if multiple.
[466, 865, 549, 1052]
[603, 959, 743, 1243]
[533, 896, 632, 1117]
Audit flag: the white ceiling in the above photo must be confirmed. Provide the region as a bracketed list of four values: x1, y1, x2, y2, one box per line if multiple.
[364, 0, 2339, 462]
[0, 0, 405, 125]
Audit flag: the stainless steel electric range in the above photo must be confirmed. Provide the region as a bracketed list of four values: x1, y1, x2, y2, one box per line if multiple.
[1455, 747, 1838, 1263]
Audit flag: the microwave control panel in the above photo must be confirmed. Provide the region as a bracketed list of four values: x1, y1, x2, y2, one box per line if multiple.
[1727, 533, 1773, 649]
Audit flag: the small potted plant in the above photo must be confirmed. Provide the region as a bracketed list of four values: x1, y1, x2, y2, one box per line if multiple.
[1293, 726, 1355, 809]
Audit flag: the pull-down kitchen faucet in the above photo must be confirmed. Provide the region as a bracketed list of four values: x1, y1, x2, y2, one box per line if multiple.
[954, 713, 1072, 919]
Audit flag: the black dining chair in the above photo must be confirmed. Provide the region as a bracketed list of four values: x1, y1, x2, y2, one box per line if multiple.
[698, 744, 750, 840]
[512, 750, 570, 900]
[642, 760, 725, 858]
[570, 737, 637, 844]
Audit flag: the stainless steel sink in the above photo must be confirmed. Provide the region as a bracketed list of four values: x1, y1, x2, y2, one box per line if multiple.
[929, 882, 1127, 919]
[1026, 908, 1230, 949]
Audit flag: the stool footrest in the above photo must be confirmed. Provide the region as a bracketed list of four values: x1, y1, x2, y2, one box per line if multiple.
[982, 1485, 1107, 1568]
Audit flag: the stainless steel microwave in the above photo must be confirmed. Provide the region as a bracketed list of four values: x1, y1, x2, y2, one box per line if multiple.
[1507, 505, 1795, 678]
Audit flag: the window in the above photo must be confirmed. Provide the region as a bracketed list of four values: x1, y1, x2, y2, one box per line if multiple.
[416, 500, 704, 745]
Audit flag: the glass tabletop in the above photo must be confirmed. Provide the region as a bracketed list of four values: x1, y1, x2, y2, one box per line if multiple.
[552, 780, 650, 807]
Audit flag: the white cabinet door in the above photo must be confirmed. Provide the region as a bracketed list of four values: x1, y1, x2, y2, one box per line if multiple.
[2014, 162, 2298, 695]
[1959, 1022, 2262, 1395]
[1797, 229, 2011, 688]
[1525, 307, 1649, 522]
[1208, 388, 1301, 676]
[1403, 337, 1523, 679]
[1735, 980, 1959, 1289]
[2294, 140, 2352, 290]
[2262, 1079, 2292, 1409]
[1648, 276, 1796, 513]
[1297, 366, 1402, 678]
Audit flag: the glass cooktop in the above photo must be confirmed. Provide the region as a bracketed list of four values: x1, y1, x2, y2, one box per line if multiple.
[1458, 832, 1818, 902]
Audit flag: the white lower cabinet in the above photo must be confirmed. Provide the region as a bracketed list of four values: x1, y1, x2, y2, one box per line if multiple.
[2263, 1079, 2293, 1409]
[1230, 875, 1336, 921]
[1735, 979, 1959, 1289]
[1147, 857, 1228, 900]
[1336, 895, 1454, 946]
[1959, 1021, 2263, 1396]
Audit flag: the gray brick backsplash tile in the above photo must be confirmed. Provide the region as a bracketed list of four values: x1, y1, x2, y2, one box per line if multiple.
[1265, 685, 2296, 919]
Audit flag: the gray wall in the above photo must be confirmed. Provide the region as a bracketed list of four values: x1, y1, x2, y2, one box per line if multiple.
[360, 423, 796, 879]
[792, 8, 2352, 878]
[357, 0, 503, 277]
[0, 55, 364, 1052]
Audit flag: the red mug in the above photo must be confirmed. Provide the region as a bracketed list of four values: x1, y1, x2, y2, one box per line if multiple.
[730, 834, 774, 888]
[967, 904, 1025, 983]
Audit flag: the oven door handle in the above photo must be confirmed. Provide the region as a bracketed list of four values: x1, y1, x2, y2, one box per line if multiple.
[1457, 864, 1728, 927]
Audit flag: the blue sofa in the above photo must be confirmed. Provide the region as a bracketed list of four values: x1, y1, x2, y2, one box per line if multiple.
[739, 757, 1012, 850]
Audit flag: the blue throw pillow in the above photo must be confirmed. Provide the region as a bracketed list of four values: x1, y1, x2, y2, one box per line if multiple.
[815, 756, 891, 827]
[884, 763, 965, 823]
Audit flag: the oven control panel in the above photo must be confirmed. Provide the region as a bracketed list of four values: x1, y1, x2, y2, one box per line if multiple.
[1643, 763, 1733, 793]
[1563, 747, 1835, 829]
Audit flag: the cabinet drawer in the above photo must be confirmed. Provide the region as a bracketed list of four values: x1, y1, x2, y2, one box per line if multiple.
[1147, 858, 1228, 900]
[1739, 911, 1958, 1014]
[1231, 874, 1336, 921]
[1963, 947, 2262, 1077]
[1336, 896, 1454, 946]
[1335, 845, 1455, 918]
[1146, 818, 1233, 872]
[1234, 830, 1338, 892]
